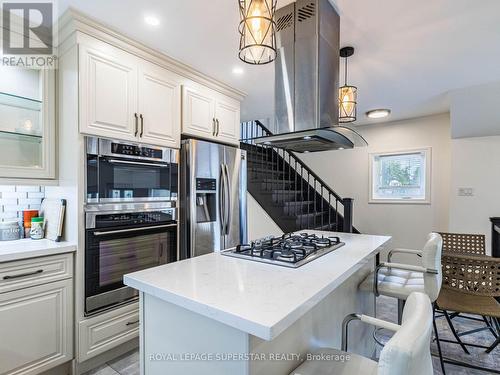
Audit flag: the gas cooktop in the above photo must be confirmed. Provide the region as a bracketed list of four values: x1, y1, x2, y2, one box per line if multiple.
[222, 232, 345, 268]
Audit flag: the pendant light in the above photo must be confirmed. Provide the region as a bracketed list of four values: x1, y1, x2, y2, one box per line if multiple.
[339, 46, 357, 123]
[238, 0, 277, 65]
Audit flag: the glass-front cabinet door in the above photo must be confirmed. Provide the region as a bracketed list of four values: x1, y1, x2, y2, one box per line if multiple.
[0, 66, 55, 180]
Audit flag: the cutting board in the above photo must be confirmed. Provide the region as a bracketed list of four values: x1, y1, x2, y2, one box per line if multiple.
[39, 198, 66, 242]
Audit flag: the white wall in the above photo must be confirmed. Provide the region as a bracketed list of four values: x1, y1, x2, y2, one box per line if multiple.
[247, 193, 283, 241]
[450, 81, 500, 138]
[299, 113, 452, 252]
[448, 136, 500, 254]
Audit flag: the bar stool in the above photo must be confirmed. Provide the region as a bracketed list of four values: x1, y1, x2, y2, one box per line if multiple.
[360, 232, 445, 372]
[289, 292, 434, 375]
[372, 233, 443, 322]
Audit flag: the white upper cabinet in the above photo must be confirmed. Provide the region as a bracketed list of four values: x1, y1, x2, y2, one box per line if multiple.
[182, 85, 216, 138]
[182, 85, 240, 145]
[138, 62, 181, 148]
[79, 39, 182, 148]
[215, 97, 240, 145]
[0, 67, 55, 180]
[79, 42, 138, 142]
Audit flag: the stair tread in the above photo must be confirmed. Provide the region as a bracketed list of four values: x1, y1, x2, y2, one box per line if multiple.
[283, 200, 314, 205]
[314, 223, 339, 230]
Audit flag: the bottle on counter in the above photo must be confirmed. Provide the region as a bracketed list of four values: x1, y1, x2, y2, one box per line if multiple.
[23, 209, 39, 238]
[30, 217, 44, 240]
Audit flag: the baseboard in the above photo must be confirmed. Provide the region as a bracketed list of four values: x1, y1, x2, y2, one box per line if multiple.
[39, 361, 72, 375]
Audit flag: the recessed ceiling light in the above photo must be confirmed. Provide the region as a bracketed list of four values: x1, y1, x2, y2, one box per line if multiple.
[232, 67, 244, 75]
[366, 109, 391, 119]
[144, 15, 160, 26]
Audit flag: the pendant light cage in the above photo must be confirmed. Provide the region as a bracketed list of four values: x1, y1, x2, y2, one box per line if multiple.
[339, 85, 357, 123]
[338, 46, 357, 123]
[238, 0, 277, 65]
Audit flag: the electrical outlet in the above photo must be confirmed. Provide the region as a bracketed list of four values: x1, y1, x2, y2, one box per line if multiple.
[458, 188, 474, 197]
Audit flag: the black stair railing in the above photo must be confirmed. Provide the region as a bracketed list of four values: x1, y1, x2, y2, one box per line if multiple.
[241, 120, 354, 233]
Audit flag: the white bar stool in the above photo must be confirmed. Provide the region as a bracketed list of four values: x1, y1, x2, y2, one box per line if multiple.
[362, 232, 445, 373]
[289, 292, 434, 375]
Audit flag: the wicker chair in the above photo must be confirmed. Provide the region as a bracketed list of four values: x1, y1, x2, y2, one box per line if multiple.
[438, 232, 486, 255]
[435, 253, 500, 372]
[436, 232, 498, 348]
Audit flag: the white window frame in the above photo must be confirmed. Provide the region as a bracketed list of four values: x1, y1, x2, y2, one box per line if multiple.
[369, 147, 432, 204]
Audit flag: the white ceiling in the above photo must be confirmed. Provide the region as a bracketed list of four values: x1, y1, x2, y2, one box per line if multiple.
[57, 0, 500, 126]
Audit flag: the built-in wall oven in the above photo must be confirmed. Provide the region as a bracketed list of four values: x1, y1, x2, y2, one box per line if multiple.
[85, 205, 177, 315]
[85, 136, 179, 315]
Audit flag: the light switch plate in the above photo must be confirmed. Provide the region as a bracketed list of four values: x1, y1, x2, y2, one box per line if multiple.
[458, 187, 474, 197]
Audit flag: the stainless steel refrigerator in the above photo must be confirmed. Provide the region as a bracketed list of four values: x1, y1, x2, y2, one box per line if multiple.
[180, 139, 247, 259]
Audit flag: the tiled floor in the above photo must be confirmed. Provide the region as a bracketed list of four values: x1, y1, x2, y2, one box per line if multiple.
[85, 296, 499, 375]
[85, 349, 139, 375]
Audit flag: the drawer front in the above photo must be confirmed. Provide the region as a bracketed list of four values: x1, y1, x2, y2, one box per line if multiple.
[79, 302, 139, 362]
[0, 253, 73, 294]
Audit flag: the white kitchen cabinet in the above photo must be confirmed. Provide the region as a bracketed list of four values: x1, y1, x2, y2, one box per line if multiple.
[0, 67, 56, 181]
[79, 39, 182, 148]
[182, 85, 216, 139]
[79, 42, 138, 142]
[78, 301, 139, 362]
[215, 97, 240, 145]
[0, 253, 73, 375]
[182, 85, 241, 145]
[138, 62, 181, 148]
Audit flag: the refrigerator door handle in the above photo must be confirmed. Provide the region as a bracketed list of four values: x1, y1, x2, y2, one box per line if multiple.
[224, 164, 232, 235]
[219, 164, 226, 234]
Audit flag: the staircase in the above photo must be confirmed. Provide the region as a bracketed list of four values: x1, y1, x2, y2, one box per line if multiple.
[241, 120, 358, 234]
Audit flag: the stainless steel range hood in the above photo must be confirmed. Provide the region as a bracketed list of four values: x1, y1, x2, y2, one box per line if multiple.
[255, 0, 367, 152]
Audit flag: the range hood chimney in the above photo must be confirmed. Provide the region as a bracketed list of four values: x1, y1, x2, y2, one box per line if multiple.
[255, 0, 367, 152]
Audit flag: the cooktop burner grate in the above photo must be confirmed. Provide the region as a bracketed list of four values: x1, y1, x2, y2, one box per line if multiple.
[225, 233, 345, 268]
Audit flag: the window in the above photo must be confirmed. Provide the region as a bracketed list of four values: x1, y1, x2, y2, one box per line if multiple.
[369, 148, 431, 204]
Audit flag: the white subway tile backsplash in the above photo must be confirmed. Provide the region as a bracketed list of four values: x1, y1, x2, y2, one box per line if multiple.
[0, 198, 18, 205]
[27, 192, 45, 199]
[19, 198, 42, 206]
[1, 191, 27, 199]
[16, 186, 41, 192]
[4, 204, 29, 212]
[0, 185, 45, 223]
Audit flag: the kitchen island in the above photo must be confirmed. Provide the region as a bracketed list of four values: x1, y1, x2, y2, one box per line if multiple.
[124, 231, 390, 375]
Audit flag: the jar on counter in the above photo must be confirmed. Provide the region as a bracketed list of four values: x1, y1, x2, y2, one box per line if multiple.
[30, 217, 44, 240]
[0, 221, 21, 241]
[23, 209, 39, 238]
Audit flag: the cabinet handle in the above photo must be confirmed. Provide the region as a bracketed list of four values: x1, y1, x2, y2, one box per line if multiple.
[3, 269, 43, 280]
[126, 320, 140, 326]
[212, 118, 216, 136]
[140, 114, 144, 137]
[216, 119, 220, 136]
[134, 113, 139, 136]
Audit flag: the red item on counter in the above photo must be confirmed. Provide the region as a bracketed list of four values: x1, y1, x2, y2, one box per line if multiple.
[23, 209, 39, 228]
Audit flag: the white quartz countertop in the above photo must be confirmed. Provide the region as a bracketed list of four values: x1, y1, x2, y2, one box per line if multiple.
[0, 239, 76, 263]
[124, 231, 390, 340]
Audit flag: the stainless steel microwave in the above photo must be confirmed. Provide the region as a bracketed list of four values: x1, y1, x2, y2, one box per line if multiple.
[86, 137, 178, 204]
